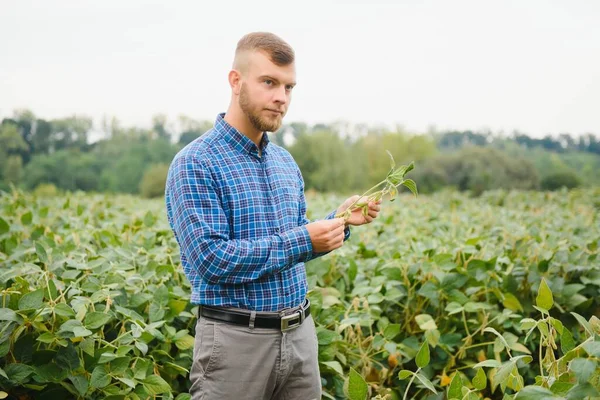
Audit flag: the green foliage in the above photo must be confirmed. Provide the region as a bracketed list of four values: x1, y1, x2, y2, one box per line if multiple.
[33, 183, 59, 198]
[410, 146, 540, 195]
[541, 171, 581, 191]
[1, 168, 600, 398]
[303, 187, 600, 399]
[139, 164, 170, 198]
[335, 152, 418, 220]
[0, 189, 194, 398]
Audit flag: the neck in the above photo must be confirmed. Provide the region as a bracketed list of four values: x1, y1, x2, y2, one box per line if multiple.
[224, 105, 263, 147]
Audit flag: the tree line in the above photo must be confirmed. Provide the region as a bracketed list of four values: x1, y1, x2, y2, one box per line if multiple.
[1, 109, 598, 197]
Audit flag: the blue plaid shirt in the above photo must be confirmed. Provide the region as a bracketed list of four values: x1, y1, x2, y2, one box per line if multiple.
[165, 113, 350, 312]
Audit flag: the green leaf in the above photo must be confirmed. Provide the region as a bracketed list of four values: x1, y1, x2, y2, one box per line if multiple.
[348, 259, 358, 284]
[483, 327, 510, 349]
[116, 345, 134, 357]
[347, 368, 368, 400]
[582, 341, 600, 357]
[54, 303, 75, 318]
[135, 340, 148, 355]
[536, 278, 553, 312]
[516, 386, 562, 399]
[321, 361, 344, 376]
[143, 374, 171, 395]
[561, 329, 576, 354]
[565, 382, 600, 399]
[492, 361, 516, 392]
[472, 367, 487, 390]
[416, 341, 430, 368]
[18, 288, 44, 310]
[72, 326, 93, 337]
[80, 338, 95, 357]
[549, 317, 564, 335]
[98, 352, 117, 364]
[402, 179, 418, 196]
[502, 292, 524, 312]
[35, 241, 48, 264]
[5, 363, 34, 384]
[520, 318, 537, 330]
[68, 375, 89, 396]
[117, 377, 137, 389]
[90, 365, 110, 388]
[21, 211, 33, 225]
[383, 324, 400, 340]
[445, 302, 464, 315]
[472, 359, 502, 368]
[0, 367, 8, 379]
[398, 370, 413, 380]
[84, 312, 112, 329]
[0, 217, 9, 234]
[415, 372, 437, 394]
[175, 334, 195, 350]
[36, 332, 55, 344]
[154, 285, 169, 306]
[447, 372, 462, 399]
[569, 358, 597, 383]
[0, 308, 22, 322]
[415, 314, 437, 330]
[570, 312, 593, 336]
[56, 343, 81, 371]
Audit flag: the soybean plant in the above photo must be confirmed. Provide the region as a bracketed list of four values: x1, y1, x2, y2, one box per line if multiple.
[335, 151, 418, 221]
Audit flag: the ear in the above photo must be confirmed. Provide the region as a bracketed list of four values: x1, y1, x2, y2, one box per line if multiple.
[228, 69, 242, 95]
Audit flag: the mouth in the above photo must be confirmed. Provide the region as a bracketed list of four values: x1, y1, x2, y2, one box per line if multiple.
[265, 109, 283, 116]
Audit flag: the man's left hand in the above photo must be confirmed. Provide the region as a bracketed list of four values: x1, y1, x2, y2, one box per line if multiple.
[336, 195, 382, 226]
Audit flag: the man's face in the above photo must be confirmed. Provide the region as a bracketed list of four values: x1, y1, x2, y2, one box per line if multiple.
[238, 50, 296, 133]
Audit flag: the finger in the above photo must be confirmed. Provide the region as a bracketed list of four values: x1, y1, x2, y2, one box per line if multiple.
[328, 225, 345, 240]
[369, 202, 381, 212]
[368, 210, 378, 218]
[329, 218, 345, 230]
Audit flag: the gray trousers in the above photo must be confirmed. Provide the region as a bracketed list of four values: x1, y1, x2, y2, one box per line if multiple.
[189, 310, 321, 400]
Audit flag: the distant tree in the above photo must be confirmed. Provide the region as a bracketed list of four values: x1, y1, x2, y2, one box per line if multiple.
[0, 124, 29, 183]
[139, 163, 170, 198]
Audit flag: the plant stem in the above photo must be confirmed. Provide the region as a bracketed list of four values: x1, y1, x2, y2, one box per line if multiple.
[403, 367, 421, 400]
[462, 310, 471, 337]
[334, 179, 387, 218]
[463, 341, 495, 350]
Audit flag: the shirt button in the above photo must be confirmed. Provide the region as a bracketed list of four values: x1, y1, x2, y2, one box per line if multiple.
[274, 227, 280, 233]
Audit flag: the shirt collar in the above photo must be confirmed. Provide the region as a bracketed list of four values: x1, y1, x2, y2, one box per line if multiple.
[215, 112, 270, 157]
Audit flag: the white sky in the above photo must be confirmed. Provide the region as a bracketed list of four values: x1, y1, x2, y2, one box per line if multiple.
[1, 0, 599, 138]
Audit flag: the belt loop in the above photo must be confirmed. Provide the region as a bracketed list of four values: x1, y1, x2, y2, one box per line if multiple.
[249, 311, 256, 330]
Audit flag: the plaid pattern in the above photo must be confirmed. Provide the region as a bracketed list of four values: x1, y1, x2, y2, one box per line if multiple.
[165, 113, 350, 311]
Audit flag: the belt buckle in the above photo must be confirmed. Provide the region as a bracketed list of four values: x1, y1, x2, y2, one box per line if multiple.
[280, 309, 304, 332]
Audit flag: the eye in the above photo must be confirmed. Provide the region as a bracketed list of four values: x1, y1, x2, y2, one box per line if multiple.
[285, 85, 294, 91]
[264, 79, 273, 86]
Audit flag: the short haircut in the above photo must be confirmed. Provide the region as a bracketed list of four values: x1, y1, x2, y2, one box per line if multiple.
[234, 32, 295, 67]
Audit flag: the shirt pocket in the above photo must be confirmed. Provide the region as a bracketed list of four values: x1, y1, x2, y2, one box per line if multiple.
[273, 178, 300, 230]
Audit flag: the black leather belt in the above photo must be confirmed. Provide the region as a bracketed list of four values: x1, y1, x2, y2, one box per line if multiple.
[198, 299, 311, 332]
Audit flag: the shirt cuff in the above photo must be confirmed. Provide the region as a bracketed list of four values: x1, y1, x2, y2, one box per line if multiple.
[282, 225, 313, 264]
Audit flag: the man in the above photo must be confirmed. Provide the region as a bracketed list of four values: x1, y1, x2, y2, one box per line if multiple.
[165, 32, 381, 400]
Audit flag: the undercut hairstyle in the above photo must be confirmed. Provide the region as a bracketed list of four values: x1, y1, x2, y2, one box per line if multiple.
[234, 32, 295, 69]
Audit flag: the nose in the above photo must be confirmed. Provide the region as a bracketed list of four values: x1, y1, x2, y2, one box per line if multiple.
[273, 85, 287, 105]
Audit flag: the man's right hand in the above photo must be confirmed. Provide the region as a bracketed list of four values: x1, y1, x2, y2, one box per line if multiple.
[305, 218, 346, 253]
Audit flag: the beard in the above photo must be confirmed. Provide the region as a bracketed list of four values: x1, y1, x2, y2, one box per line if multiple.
[239, 83, 283, 133]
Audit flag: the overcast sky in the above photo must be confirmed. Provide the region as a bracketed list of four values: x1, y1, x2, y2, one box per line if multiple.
[1, 0, 599, 138]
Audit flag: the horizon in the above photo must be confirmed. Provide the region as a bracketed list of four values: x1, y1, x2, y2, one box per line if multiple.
[2, 0, 599, 139]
